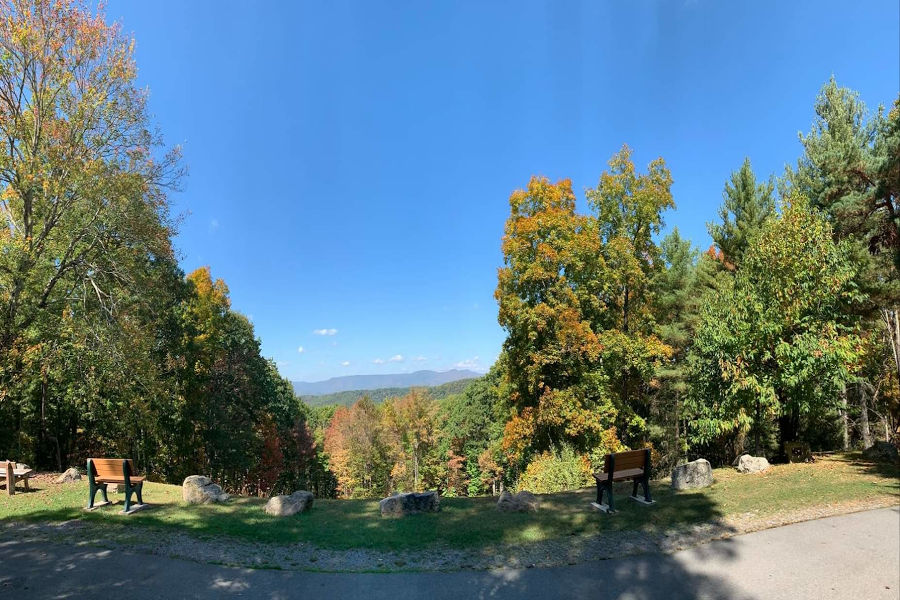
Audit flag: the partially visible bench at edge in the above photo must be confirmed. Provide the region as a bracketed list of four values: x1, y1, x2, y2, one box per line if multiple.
[592, 448, 655, 513]
[86, 458, 146, 513]
[1, 461, 33, 495]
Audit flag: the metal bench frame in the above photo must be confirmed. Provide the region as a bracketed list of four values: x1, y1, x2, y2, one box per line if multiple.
[592, 448, 654, 513]
[87, 458, 145, 514]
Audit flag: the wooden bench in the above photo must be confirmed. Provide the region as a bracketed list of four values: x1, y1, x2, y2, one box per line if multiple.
[1, 461, 34, 495]
[86, 458, 145, 513]
[591, 448, 654, 513]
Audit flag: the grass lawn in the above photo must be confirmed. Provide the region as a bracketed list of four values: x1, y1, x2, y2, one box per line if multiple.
[1, 453, 897, 551]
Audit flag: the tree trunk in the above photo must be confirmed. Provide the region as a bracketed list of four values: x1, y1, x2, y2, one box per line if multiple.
[859, 383, 872, 449]
[882, 308, 900, 388]
[754, 398, 762, 455]
[840, 384, 849, 451]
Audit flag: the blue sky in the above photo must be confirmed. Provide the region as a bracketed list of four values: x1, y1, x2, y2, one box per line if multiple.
[104, 1, 899, 382]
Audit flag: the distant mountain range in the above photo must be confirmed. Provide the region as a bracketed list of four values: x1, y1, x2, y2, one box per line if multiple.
[292, 369, 481, 397]
[299, 378, 475, 408]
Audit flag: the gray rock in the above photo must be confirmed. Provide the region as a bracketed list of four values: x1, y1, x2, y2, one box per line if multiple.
[497, 490, 540, 512]
[862, 441, 899, 463]
[55, 467, 81, 483]
[671, 459, 714, 490]
[735, 455, 770, 474]
[182, 475, 230, 504]
[106, 483, 125, 494]
[379, 491, 440, 516]
[264, 490, 314, 517]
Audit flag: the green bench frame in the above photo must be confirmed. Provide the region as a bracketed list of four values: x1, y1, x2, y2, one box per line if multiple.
[87, 458, 145, 514]
[592, 448, 654, 513]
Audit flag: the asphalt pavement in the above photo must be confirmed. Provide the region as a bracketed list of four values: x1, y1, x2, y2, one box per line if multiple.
[1, 506, 897, 599]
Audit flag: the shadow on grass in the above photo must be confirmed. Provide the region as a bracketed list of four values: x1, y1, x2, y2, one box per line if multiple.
[818, 451, 900, 505]
[1, 477, 734, 553]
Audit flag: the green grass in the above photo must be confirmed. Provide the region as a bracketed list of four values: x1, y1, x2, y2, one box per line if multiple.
[1, 453, 897, 551]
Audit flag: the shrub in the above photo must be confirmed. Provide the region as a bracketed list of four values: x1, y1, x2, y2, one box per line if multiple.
[517, 445, 593, 494]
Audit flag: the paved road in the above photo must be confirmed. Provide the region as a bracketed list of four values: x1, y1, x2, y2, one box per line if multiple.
[1, 507, 897, 599]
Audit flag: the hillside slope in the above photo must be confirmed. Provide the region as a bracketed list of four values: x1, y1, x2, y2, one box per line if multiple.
[300, 378, 475, 407]
[292, 369, 479, 396]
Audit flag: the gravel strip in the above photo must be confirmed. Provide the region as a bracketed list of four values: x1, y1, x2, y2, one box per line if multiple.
[2, 496, 896, 572]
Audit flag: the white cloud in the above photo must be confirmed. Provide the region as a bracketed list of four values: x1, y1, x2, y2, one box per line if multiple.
[297, 346, 305, 354]
[454, 356, 480, 369]
[372, 358, 385, 364]
[413, 356, 427, 362]
[341, 361, 350, 367]
[389, 354, 404, 363]
[209, 218, 220, 232]
[313, 328, 338, 336]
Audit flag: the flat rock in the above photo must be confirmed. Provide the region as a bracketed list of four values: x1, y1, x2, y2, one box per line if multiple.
[264, 491, 314, 517]
[735, 455, 770, 474]
[55, 467, 82, 483]
[182, 475, 230, 504]
[671, 459, 714, 490]
[379, 491, 440, 517]
[497, 490, 540, 512]
[862, 441, 899, 463]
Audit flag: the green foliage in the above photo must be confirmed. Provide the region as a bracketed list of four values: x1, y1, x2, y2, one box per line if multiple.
[687, 196, 863, 453]
[517, 445, 593, 494]
[708, 158, 775, 267]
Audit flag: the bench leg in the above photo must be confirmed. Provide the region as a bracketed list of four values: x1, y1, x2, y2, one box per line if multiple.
[23, 476, 29, 493]
[123, 482, 144, 513]
[592, 481, 615, 513]
[630, 476, 654, 505]
[88, 482, 109, 508]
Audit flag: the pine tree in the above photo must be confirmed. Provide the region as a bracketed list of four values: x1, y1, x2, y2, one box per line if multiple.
[708, 158, 775, 267]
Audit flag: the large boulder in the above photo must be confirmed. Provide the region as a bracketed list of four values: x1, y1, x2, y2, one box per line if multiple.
[55, 467, 82, 484]
[862, 441, 899, 463]
[264, 490, 314, 517]
[379, 491, 440, 517]
[496, 490, 540, 512]
[671, 459, 714, 490]
[735, 455, 770, 474]
[182, 475, 230, 504]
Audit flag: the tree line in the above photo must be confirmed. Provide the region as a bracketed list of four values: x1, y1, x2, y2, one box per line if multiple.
[0, 2, 896, 499]
[0, 0, 333, 497]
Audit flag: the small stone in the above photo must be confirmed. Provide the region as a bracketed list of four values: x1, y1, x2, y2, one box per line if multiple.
[735, 455, 770, 474]
[182, 475, 230, 504]
[671, 459, 714, 490]
[106, 483, 125, 494]
[496, 490, 541, 512]
[379, 491, 440, 516]
[264, 490, 314, 517]
[55, 467, 82, 483]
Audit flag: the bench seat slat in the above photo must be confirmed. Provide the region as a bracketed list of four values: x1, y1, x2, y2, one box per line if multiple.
[95, 476, 145, 484]
[0, 468, 33, 477]
[593, 467, 644, 482]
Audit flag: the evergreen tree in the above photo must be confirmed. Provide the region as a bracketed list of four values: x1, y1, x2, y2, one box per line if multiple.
[708, 158, 775, 267]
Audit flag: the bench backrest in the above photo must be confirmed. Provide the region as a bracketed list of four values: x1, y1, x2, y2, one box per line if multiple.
[604, 449, 650, 474]
[87, 458, 135, 480]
